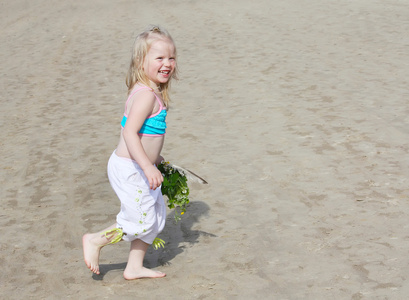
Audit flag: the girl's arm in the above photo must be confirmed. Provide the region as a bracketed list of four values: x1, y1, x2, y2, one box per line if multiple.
[122, 90, 163, 190]
[155, 155, 165, 166]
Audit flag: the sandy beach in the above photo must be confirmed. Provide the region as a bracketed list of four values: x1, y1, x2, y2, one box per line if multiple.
[1, 0, 409, 298]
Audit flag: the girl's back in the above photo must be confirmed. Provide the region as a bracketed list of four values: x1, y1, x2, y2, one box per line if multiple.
[116, 84, 166, 165]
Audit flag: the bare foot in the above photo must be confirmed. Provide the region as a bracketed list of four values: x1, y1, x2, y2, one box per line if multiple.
[82, 233, 103, 275]
[123, 267, 166, 280]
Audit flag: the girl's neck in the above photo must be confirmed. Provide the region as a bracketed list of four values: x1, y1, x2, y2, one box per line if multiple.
[148, 81, 161, 93]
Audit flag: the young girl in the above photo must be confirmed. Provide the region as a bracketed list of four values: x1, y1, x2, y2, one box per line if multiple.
[82, 25, 178, 279]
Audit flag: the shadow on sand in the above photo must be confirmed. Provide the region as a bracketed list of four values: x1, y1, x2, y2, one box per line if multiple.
[93, 200, 215, 280]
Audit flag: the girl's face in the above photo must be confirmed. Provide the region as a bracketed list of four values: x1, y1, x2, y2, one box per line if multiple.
[143, 39, 176, 87]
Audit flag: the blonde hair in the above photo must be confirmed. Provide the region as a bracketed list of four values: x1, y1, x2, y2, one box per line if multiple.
[126, 25, 178, 106]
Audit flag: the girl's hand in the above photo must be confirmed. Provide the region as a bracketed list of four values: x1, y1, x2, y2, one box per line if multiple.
[143, 164, 163, 190]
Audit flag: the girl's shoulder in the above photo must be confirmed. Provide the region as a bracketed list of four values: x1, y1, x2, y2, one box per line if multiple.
[125, 84, 159, 113]
[128, 84, 156, 101]
[129, 84, 153, 95]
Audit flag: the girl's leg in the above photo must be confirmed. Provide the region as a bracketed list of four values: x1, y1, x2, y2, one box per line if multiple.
[82, 223, 118, 275]
[123, 239, 166, 280]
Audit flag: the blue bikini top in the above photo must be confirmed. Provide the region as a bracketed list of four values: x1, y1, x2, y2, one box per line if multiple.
[121, 87, 167, 136]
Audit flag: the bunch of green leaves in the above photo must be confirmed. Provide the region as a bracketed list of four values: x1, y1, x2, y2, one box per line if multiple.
[158, 161, 190, 222]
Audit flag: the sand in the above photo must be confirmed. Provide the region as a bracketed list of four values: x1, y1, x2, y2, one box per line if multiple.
[1, 0, 409, 299]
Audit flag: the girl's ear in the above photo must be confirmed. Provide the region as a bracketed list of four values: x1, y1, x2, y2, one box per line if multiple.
[141, 57, 145, 70]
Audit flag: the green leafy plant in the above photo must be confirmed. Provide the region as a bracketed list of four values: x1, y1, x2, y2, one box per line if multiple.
[158, 161, 190, 222]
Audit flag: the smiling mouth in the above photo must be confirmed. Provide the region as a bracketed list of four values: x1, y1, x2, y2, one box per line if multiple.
[159, 70, 170, 75]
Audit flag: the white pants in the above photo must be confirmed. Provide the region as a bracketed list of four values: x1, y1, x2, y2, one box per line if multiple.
[107, 151, 166, 244]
